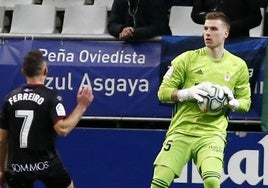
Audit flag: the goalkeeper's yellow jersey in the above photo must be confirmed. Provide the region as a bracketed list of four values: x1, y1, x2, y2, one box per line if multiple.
[158, 47, 251, 139]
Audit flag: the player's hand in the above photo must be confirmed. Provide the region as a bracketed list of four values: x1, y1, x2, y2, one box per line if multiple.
[222, 86, 240, 110]
[177, 82, 212, 102]
[77, 86, 94, 108]
[119, 27, 134, 40]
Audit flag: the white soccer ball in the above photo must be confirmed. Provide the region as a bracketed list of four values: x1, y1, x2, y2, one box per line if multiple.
[198, 84, 228, 115]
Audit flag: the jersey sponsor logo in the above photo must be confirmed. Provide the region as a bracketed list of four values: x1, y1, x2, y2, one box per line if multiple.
[57, 95, 63, 101]
[224, 71, 231, 81]
[11, 161, 49, 173]
[208, 144, 224, 153]
[56, 103, 66, 116]
[8, 93, 45, 106]
[24, 88, 33, 92]
[195, 69, 203, 74]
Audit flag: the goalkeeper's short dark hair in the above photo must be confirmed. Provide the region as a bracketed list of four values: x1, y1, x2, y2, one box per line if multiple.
[205, 11, 230, 30]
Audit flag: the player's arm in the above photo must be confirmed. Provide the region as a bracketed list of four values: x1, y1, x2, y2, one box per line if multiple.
[235, 84, 251, 112]
[158, 54, 211, 103]
[54, 87, 94, 136]
[234, 64, 251, 112]
[222, 63, 251, 112]
[0, 128, 7, 187]
[158, 56, 186, 103]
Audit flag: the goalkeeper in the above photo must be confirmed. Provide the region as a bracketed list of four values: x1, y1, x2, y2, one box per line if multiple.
[150, 11, 251, 188]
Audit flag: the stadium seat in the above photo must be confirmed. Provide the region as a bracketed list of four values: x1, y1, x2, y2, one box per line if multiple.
[10, 4, 57, 34]
[0, 6, 5, 32]
[42, 0, 87, 10]
[168, 0, 194, 6]
[250, 8, 265, 37]
[169, 6, 204, 36]
[61, 5, 107, 35]
[0, 0, 35, 10]
[93, 0, 113, 11]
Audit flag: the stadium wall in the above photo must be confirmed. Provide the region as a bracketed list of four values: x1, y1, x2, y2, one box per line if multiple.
[31, 128, 268, 188]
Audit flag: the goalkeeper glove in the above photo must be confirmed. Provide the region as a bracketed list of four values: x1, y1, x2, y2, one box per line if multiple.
[222, 86, 240, 110]
[177, 82, 212, 102]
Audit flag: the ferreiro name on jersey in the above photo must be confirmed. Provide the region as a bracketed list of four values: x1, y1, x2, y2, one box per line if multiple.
[8, 93, 45, 105]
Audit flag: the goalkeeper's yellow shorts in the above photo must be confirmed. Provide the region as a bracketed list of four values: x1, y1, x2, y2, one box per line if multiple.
[153, 133, 226, 177]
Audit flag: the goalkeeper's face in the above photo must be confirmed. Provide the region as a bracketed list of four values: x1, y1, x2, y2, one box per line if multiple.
[203, 19, 229, 48]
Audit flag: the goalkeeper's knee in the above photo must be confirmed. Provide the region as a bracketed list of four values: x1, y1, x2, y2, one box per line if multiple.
[203, 174, 221, 188]
[201, 157, 222, 188]
[150, 165, 175, 188]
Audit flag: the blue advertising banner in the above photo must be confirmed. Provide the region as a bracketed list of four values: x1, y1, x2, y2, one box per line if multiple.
[32, 39, 171, 117]
[0, 37, 266, 120]
[29, 129, 268, 188]
[0, 39, 172, 118]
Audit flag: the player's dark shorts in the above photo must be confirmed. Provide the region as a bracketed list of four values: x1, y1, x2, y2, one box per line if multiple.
[5, 158, 72, 188]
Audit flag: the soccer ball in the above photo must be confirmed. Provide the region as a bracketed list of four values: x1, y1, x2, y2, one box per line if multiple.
[198, 84, 228, 115]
